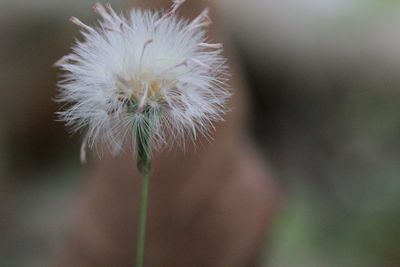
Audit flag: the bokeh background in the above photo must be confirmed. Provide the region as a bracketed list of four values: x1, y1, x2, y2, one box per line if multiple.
[1, 0, 400, 266]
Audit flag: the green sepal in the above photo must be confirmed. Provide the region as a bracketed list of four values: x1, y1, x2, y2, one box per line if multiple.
[133, 104, 160, 174]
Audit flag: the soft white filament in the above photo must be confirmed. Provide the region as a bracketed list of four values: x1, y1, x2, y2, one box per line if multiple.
[56, 1, 230, 162]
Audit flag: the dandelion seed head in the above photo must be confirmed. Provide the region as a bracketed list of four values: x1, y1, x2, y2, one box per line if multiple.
[56, 1, 230, 161]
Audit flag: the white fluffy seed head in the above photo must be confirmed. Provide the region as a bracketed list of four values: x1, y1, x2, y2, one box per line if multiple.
[56, 1, 230, 162]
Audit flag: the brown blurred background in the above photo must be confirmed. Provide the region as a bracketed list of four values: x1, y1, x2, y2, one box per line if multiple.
[1, 0, 400, 266]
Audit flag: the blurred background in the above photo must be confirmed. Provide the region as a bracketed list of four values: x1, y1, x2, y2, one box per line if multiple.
[1, 0, 400, 266]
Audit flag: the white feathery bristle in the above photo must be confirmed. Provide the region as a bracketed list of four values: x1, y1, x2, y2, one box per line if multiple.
[199, 42, 223, 49]
[190, 7, 212, 29]
[56, 2, 230, 160]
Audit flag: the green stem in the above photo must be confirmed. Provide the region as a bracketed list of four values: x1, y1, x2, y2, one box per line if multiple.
[133, 106, 158, 267]
[136, 165, 150, 267]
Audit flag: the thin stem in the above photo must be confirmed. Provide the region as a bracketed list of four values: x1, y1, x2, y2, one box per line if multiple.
[136, 165, 150, 267]
[134, 107, 155, 267]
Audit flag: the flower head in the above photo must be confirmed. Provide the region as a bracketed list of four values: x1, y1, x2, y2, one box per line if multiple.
[56, 1, 230, 162]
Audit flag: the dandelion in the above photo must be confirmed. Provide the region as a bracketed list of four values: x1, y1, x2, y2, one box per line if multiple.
[56, 1, 229, 164]
[55, 1, 230, 266]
